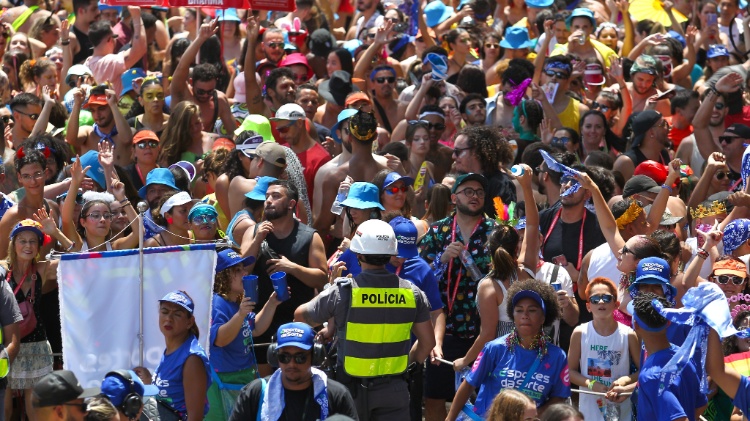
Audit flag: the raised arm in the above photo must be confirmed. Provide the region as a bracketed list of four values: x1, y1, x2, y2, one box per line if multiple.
[669, 26, 697, 84]
[171, 20, 218, 103]
[619, 0, 635, 56]
[353, 21, 394, 81]
[61, 158, 89, 250]
[30, 86, 55, 137]
[105, 88, 134, 150]
[122, 7, 147, 69]
[609, 58, 632, 137]
[575, 172, 624, 255]
[687, 152, 725, 208]
[530, 82, 563, 132]
[682, 221, 720, 290]
[532, 20, 554, 85]
[65, 88, 86, 151]
[644, 159, 680, 232]
[516, 165, 539, 271]
[405, 73, 435, 120]
[33, 206, 74, 252]
[59, 19, 73, 98]
[243, 17, 269, 116]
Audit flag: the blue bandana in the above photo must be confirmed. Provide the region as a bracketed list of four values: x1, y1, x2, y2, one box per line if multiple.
[424, 53, 448, 81]
[540, 150, 581, 197]
[742, 145, 750, 191]
[723, 219, 750, 254]
[544, 61, 573, 74]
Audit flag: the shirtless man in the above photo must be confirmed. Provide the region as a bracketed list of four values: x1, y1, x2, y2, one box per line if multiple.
[627, 55, 671, 116]
[2, 0, 45, 35]
[312, 109, 388, 245]
[66, 85, 133, 166]
[486, 61, 532, 127]
[9, 93, 42, 149]
[170, 20, 236, 134]
[67, 0, 100, 64]
[228, 138, 287, 217]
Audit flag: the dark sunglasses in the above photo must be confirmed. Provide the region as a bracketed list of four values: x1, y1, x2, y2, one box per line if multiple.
[385, 185, 408, 194]
[15, 109, 39, 120]
[621, 245, 639, 257]
[194, 87, 216, 97]
[544, 69, 570, 79]
[366, 33, 377, 39]
[278, 352, 309, 364]
[0, 115, 12, 124]
[551, 136, 570, 145]
[589, 293, 614, 304]
[720, 136, 741, 144]
[266, 42, 284, 49]
[592, 102, 610, 112]
[136, 140, 159, 149]
[715, 171, 728, 180]
[711, 274, 746, 285]
[714, 102, 726, 110]
[425, 122, 446, 130]
[375, 76, 396, 84]
[62, 397, 95, 413]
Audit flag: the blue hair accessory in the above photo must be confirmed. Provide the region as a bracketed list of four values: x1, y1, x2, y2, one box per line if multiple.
[539, 150, 581, 197]
[369, 66, 397, 81]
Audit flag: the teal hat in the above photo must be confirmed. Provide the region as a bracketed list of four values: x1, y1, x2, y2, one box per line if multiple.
[217, 8, 240, 22]
[331, 109, 358, 143]
[499, 27, 533, 49]
[566, 8, 596, 28]
[340, 182, 385, 210]
[138, 168, 178, 199]
[245, 176, 278, 201]
[425, 1, 453, 27]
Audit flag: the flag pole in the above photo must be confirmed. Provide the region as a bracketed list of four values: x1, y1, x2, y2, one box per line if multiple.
[137, 201, 149, 366]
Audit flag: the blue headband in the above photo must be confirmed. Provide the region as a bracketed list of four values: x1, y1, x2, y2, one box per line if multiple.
[545, 61, 573, 74]
[370, 66, 396, 81]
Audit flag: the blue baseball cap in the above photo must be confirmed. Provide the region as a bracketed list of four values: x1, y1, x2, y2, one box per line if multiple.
[98, 2, 122, 12]
[217, 8, 241, 22]
[667, 30, 686, 48]
[707, 44, 730, 59]
[138, 168, 178, 199]
[120, 68, 146, 98]
[499, 27, 533, 49]
[341, 182, 384, 210]
[11, 219, 44, 243]
[630, 257, 677, 297]
[101, 370, 158, 407]
[159, 290, 194, 314]
[525, 0, 553, 7]
[331, 109, 358, 143]
[215, 249, 255, 273]
[424, 1, 453, 27]
[566, 8, 596, 28]
[276, 322, 315, 350]
[390, 216, 418, 258]
[342, 38, 362, 55]
[245, 176, 278, 201]
[511, 290, 546, 314]
[383, 172, 414, 189]
[74, 150, 106, 189]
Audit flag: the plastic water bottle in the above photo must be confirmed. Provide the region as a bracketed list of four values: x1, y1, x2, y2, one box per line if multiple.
[511, 165, 524, 177]
[330, 183, 350, 215]
[460, 250, 483, 281]
[604, 401, 618, 421]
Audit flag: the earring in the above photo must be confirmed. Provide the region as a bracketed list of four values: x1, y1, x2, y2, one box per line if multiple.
[166, 217, 173, 225]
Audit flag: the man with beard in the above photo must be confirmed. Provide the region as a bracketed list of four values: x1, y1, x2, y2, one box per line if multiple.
[228, 136, 288, 217]
[311, 110, 388, 252]
[32, 370, 100, 421]
[229, 323, 357, 421]
[246, 18, 296, 119]
[138, 168, 179, 239]
[346, 0, 383, 40]
[171, 21, 236, 134]
[295, 84, 331, 145]
[418, 173, 495, 421]
[459, 94, 486, 127]
[452, 126, 516, 217]
[613, 110, 672, 180]
[535, 151, 577, 206]
[242, 180, 327, 377]
[367, 65, 404, 134]
[67, 85, 133, 166]
[676, 91, 729, 177]
[259, 28, 286, 66]
[628, 55, 670, 116]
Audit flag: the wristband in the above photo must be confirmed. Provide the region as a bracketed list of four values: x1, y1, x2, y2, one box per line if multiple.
[588, 379, 596, 390]
[61, 40, 70, 45]
[697, 248, 709, 260]
[120, 199, 131, 206]
[661, 184, 673, 194]
[710, 86, 720, 97]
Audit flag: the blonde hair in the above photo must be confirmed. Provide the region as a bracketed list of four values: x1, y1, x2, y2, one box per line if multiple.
[486, 389, 534, 421]
[158, 101, 200, 166]
[83, 396, 118, 421]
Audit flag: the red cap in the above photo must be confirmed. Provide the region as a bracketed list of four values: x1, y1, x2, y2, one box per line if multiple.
[83, 94, 108, 109]
[634, 160, 678, 189]
[279, 53, 313, 81]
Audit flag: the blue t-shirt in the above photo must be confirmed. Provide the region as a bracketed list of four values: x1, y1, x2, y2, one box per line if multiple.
[209, 294, 256, 373]
[336, 249, 362, 277]
[154, 334, 212, 417]
[734, 375, 750, 415]
[636, 345, 707, 421]
[465, 335, 571, 416]
[386, 258, 443, 312]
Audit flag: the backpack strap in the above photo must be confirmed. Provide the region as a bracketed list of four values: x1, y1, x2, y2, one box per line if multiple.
[256, 378, 267, 421]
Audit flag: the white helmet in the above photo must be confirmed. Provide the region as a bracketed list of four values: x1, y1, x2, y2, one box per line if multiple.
[350, 220, 398, 255]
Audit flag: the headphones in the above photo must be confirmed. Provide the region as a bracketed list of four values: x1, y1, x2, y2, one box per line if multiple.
[266, 335, 326, 368]
[105, 370, 142, 420]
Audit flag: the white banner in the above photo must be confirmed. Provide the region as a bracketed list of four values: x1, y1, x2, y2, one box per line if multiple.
[58, 245, 217, 387]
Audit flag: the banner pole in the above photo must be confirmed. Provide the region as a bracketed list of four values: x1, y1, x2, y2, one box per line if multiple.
[137, 202, 148, 367]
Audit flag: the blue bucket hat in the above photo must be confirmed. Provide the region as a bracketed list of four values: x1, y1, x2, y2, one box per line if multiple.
[499, 27, 533, 50]
[101, 370, 158, 407]
[138, 168, 178, 199]
[331, 109, 359, 143]
[424, 1, 453, 27]
[245, 176, 278, 201]
[390, 216, 418, 258]
[566, 8, 596, 28]
[629, 257, 678, 298]
[217, 8, 241, 22]
[120, 68, 146, 98]
[159, 290, 194, 314]
[383, 172, 414, 189]
[98, 2, 122, 12]
[341, 182, 385, 210]
[526, 0, 554, 7]
[277, 322, 315, 350]
[74, 150, 106, 189]
[215, 249, 255, 273]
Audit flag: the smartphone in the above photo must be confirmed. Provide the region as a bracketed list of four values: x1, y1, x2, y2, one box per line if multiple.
[655, 88, 677, 101]
[708, 12, 718, 27]
[551, 283, 562, 291]
[552, 255, 567, 266]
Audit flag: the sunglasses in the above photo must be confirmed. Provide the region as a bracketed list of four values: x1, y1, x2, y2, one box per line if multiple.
[385, 185, 408, 194]
[0, 116, 12, 124]
[266, 42, 284, 49]
[453, 146, 472, 156]
[560, 175, 577, 186]
[711, 274, 746, 285]
[278, 352, 309, 364]
[15, 109, 39, 120]
[551, 136, 570, 145]
[714, 102, 726, 110]
[720, 136, 741, 144]
[544, 69, 570, 79]
[194, 87, 216, 97]
[484, 43, 500, 49]
[592, 102, 610, 112]
[589, 293, 614, 304]
[62, 397, 95, 413]
[366, 33, 377, 39]
[136, 140, 159, 149]
[375, 76, 396, 84]
[425, 122, 446, 130]
[715, 171, 728, 180]
[275, 121, 296, 133]
[621, 245, 639, 257]
[192, 215, 217, 224]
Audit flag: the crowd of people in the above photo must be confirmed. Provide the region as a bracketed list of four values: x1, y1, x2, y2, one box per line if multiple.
[5, 0, 750, 419]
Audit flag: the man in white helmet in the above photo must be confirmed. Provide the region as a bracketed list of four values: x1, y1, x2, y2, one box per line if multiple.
[295, 219, 436, 421]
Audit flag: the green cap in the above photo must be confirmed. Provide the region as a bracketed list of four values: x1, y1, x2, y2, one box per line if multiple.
[234, 114, 275, 141]
[630, 54, 658, 76]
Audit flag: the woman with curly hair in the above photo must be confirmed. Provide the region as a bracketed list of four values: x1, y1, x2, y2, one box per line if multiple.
[158, 101, 203, 167]
[206, 248, 282, 421]
[18, 58, 56, 96]
[486, 389, 537, 421]
[446, 278, 569, 420]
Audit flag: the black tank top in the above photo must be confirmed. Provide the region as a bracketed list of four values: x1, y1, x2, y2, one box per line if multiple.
[72, 25, 93, 65]
[623, 147, 670, 169]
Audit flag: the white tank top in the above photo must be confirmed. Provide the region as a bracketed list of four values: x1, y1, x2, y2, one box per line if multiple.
[476, 276, 514, 338]
[578, 321, 634, 421]
[588, 243, 623, 301]
[81, 239, 113, 252]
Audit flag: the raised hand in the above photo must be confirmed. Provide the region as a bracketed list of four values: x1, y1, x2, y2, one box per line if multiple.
[32, 207, 57, 234]
[715, 72, 744, 93]
[686, 25, 698, 45]
[246, 16, 259, 42]
[98, 141, 114, 169]
[574, 171, 596, 191]
[198, 20, 219, 41]
[104, 89, 117, 108]
[540, 119, 554, 144]
[609, 58, 624, 81]
[374, 20, 395, 45]
[616, 0, 630, 14]
[42, 85, 53, 103]
[70, 156, 91, 185]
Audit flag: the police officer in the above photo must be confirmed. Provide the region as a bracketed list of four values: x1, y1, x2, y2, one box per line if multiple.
[294, 219, 436, 421]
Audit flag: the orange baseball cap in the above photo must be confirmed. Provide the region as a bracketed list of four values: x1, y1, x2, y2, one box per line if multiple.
[83, 94, 108, 109]
[345, 92, 371, 108]
[132, 130, 159, 144]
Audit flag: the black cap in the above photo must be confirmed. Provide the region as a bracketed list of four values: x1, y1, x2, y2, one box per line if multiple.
[319, 71, 360, 107]
[309, 28, 337, 57]
[452, 173, 488, 194]
[32, 370, 101, 408]
[725, 123, 750, 139]
[630, 110, 662, 148]
[622, 175, 661, 198]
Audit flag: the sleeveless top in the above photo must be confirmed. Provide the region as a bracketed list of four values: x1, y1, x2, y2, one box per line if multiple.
[226, 210, 252, 248]
[81, 239, 113, 252]
[72, 25, 93, 65]
[588, 243, 621, 291]
[577, 321, 633, 421]
[623, 147, 671, 169]
[476, 276, 514, 338]
[154, 334, 211, 418]
[558, 97, 581, 133]
[9, 269, 46, 343]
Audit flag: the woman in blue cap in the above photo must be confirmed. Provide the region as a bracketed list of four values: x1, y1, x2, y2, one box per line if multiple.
[154, 290, 211, 421]
[206, 249, 283, 421]
[447, 279, 569, 420]
[188, 202, 221, 243]
[372, 169, 429, 237]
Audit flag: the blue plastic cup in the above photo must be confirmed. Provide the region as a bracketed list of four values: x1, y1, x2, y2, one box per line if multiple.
[242, 275, 259, 303]
[270, 271, 289, 301]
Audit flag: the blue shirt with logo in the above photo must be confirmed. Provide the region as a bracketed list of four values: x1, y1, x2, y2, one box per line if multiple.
[154, 334, 212, 417]
[386, 258, 443, 312]
[465, 334, 570, 416]
[209, 294, 256, 373]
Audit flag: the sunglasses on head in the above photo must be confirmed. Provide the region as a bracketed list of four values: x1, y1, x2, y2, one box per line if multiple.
[375, 76, 396, 84]
[589, 293, 614, 304]
[544, 69, 570, 79]
[191, 215, 217, 224]
[385, 185, 408, 194]
[277, 352, 309, 364]
[711, 274, 746, 285]
[136, 140, 159, 149]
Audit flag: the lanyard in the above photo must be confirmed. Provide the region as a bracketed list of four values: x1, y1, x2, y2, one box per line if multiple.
[542, 208, 586, 271]
[135, 164, 146, 186]
[445, 215, 483, 314]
